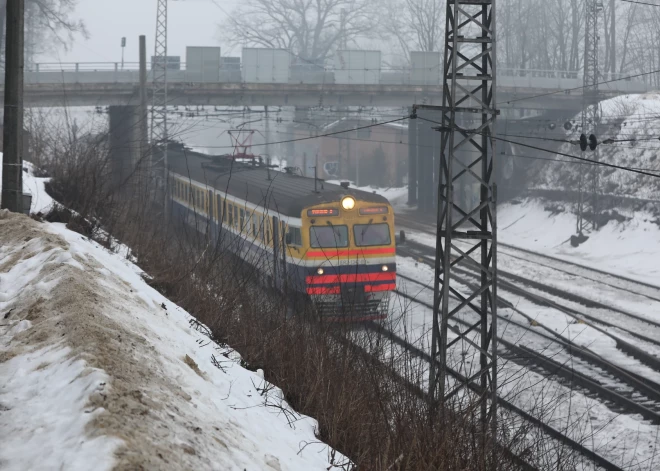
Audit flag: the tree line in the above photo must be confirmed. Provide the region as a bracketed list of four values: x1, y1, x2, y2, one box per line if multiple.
[221, 0, 660, 86]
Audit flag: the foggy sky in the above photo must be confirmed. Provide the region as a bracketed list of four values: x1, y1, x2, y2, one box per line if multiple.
[41, 0, 239, 64]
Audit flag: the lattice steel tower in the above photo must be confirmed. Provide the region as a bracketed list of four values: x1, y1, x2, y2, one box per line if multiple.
[152, 0, 169, 190]
[577, 0, 603, 234]
[416, 0, 498, 440]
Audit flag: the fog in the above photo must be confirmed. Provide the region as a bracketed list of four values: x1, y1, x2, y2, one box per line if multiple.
[39, 0, 239, 64]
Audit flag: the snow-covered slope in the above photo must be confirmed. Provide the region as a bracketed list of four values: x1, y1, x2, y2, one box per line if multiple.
[532, 92, 660, 200]
[498, 199, 660, 285]
[0, 211, 345, 468]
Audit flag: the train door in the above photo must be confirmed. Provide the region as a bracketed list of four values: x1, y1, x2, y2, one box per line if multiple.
[207, 189, 214, 240]
[272, 216, 280, 289]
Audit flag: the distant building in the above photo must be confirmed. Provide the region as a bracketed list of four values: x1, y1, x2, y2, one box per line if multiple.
[283, 118, 408, 188]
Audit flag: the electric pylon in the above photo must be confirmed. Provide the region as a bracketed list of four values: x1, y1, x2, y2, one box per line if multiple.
[415, 0, 499, 445]
[152, 0, 169, 202]
[577, 0, 603, 234]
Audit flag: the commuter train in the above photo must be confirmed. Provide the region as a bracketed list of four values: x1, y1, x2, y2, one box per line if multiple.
[167, 150, 396, 321]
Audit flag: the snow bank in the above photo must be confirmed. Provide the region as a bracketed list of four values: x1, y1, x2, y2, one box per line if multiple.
[0, 212, 345, 469]
[0, 157, 55, 215]
[532, 92, 660, 200]
[499, 199, 660, 285]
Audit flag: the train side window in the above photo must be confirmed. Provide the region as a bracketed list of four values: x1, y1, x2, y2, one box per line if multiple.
[233, 206, 239, 229]
[252, 213, 258, 237]
[265, 217, 271, 244]
[239, 208, 245, 232]
[287, 227, 302, 246]
[228, 203, 234, 226]
[223, 200, 227, 223]
[216, 195, 222, 221]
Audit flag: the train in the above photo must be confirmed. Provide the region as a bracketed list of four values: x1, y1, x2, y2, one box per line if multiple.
[167, 149, 397, 321]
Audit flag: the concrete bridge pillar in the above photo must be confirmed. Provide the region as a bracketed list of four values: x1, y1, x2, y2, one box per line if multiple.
[108, 105, 141, 194]
[407, 110, 418, 205]
[415, 108, 440, 213]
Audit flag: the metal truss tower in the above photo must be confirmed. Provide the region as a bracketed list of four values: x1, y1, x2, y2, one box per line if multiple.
[417, 0, 498, 442]
[577, 0, 602, 234]
[152, 0, 169, 194]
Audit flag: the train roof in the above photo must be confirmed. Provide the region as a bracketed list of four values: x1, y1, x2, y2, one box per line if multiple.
[167, 149, 390, 217]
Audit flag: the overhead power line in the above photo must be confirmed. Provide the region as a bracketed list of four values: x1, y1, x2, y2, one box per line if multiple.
[415, 116, 660, 179]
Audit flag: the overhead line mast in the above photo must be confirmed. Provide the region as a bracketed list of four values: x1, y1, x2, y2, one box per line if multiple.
[577, 0, 603, 234]
[414, 0, 499, 452]
[152, 0, 169, 204]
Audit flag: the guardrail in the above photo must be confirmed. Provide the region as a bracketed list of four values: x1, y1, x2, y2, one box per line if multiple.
[11, 62, 650, 94]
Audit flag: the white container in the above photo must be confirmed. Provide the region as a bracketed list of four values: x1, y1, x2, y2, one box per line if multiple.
[186, 47, 221, 82]
[242, 48, 291, 83]
[410, 51, 440, 85]
[334, 50, 381, 85]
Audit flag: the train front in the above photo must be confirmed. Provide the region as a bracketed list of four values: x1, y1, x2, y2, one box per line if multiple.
[302, 195, 396, 321]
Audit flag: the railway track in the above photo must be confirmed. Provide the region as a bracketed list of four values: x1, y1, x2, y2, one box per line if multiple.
[399, 240, 660, 376]
[359, 320, 627, 471]
[395, 270, 660, 422]
[396, 212, 660, 362]
[397, 240, 660, 404]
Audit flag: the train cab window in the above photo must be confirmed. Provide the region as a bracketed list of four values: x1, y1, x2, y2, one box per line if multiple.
[354, 223, 391, 247]
[287, 227, 302, 246]
[310, 225, 348, 248]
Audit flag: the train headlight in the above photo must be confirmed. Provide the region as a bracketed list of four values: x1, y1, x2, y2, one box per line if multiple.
[317, 267, 325, 275]
[382, 265, 389, 272]
[341, 196, 356, 211]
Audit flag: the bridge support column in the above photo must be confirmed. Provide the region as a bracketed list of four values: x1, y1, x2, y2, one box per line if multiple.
[407, 109, 418, 206]
[109, 105, 141, 195]
[416, 108, 439, 213]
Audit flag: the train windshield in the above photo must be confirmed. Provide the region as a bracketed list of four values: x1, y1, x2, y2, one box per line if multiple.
[353, 223, 391, 247]
[310, 225, 349, 248]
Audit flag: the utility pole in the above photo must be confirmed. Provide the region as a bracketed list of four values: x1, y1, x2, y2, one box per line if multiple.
[151, 0, 169, 208]
[610, 0, 615, 77]
[1, 0, 25, 213]
[121, 37, 127, 70]
[139, 35, 148, 188]
[577, 0, 602, 234]
[416, 0, 499, 453]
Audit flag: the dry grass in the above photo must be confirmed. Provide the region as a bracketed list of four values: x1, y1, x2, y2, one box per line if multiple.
[30, 115, 586, 471]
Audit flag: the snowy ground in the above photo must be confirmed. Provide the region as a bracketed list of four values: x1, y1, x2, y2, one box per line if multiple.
[0, 166, 346, 470]
[498, 199, 660, 287]
[389, 256, 660, 470]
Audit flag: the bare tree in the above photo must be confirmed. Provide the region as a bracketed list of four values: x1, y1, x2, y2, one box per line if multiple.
[220, 0, 376, 63]
[0, 0, 87, 67]
[380, 0, 444, 63]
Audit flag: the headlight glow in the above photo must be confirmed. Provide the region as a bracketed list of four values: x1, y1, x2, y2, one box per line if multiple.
[382, 265, 389, 272]
[317, 267, 325, 275]
[341, 196, 356, 211]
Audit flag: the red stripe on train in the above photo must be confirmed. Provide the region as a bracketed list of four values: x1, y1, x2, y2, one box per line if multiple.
[306, 247, 396, 257]
[306, 272, 396, 284]
[365, 284, 396, 292]
[306, 286, 342, 295]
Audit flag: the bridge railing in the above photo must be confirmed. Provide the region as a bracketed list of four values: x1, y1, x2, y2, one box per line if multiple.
[17, 62, 650, 94]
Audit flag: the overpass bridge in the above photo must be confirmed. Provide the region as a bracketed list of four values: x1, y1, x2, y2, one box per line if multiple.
[10, 62, 650, 110]
[44, 60, 647, 217]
